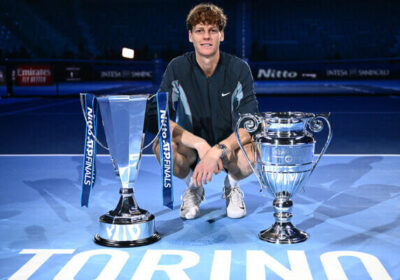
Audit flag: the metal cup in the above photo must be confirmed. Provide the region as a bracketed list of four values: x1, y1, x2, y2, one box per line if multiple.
[82, 94, 160, 247]
[235, 112, 332, 244]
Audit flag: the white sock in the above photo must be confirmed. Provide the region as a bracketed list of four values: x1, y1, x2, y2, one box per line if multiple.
[224, 173, 239, 188]
[185, 169, 194, 187]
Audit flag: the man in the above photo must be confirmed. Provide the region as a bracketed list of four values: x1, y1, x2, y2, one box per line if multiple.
[152, 3, 258, 219]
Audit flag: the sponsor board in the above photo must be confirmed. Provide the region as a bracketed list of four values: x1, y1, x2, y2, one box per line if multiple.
[99, 69, 152, 80]
[253, 66, 318, 80]
[16, 65, 53, 86]
[65, 66, 81, 82]
[251, 61, 400, 80]
[326, 68, 391, 78]
[8, 249, 392, 279]
[95, 64, 153, 81]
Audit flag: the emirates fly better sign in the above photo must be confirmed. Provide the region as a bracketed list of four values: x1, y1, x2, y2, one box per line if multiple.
[16, 65, 53, 86]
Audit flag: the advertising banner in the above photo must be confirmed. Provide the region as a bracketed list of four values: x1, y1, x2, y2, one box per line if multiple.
[251, 60, 400, 81]
[94, 62, 153, 81]
[65, 66, 81, 82]
[16, 65, 53, 86]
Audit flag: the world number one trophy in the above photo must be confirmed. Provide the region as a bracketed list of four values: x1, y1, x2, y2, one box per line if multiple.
[236, 112, 332, 244]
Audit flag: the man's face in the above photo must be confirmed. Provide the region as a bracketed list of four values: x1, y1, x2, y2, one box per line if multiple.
[189, 23, 224, 58]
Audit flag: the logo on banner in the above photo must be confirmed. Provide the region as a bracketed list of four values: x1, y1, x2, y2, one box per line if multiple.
[157, 91, 174, 209]
[326, 68, 391, 78]
[65, 67, 81, 82]
[83, 107, 95, 186]
[257, 68, 298, 79]
[99, 70, 152, 80]
[160, 110, 172, 189]
[17, 65, 53, 86]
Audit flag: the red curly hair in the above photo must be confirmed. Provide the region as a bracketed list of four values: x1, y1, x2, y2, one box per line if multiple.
[186, 3, 227, 31]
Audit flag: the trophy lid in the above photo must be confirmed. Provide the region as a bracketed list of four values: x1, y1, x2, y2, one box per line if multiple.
[261, 112, 315, 124]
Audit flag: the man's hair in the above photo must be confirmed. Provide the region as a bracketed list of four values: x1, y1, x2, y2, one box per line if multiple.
[186, 3, 227, 31]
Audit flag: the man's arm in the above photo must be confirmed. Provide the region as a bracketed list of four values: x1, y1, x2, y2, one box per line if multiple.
[192, 128, 251, 186]
[170, 120, 223, 168]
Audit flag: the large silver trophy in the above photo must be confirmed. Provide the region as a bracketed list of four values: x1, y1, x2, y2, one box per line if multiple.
[83, 94, 160, 247]
[235, 112, 332, 244]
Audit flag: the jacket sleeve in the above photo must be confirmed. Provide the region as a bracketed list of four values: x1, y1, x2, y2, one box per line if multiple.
[238, 61, 259, 115]
[231, 61, 259, 131]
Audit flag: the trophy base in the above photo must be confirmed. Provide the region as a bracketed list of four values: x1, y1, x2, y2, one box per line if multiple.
[94, 233, 160, 247]
[94, 208, 161, 247]
[258, 222, 308, 244]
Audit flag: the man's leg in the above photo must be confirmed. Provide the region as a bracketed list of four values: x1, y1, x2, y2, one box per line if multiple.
[221, 143, 255, 218]
[153, 139, 197, 179]
[224, 143, 255, 180]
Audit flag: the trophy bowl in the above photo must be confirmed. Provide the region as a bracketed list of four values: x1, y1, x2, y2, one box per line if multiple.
[235, 112, 332, 244]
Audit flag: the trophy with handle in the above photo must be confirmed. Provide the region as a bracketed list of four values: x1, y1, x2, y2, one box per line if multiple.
[81, 94, 160, 247]
[235, 112, 332, 244]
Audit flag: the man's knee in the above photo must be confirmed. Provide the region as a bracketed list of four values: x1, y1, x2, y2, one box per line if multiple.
[154, 139, 191, 179]
[236, 143, 255, 176]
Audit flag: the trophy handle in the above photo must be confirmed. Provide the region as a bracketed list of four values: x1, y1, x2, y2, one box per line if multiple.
[308, 113, 333, 175]
[234, 114, 265, 192]
[80, 93, 162, 153]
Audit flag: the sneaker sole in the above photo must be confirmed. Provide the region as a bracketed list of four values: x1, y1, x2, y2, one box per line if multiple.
[227, 209, 246, 219]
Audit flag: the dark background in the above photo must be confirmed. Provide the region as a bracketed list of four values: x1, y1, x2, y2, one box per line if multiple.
[1, 0, 399, 61]
[0, 0, 399, 154]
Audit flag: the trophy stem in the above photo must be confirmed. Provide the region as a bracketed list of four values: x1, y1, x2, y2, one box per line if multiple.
[258, 191, 308, 244]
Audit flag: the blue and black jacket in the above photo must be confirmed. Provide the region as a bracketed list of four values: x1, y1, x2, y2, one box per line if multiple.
[148, 51, 259, 146]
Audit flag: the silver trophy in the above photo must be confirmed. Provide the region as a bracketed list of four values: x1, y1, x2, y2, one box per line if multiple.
[235, 112, 332, 244]
[82, 94, 160, 247]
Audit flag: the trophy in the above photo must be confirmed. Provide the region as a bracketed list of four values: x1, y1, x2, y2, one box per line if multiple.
[235, 112, 332, 244]
[82, 94, 160, 247]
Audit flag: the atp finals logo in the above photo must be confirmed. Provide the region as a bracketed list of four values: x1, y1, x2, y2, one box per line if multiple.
[9, 249, 392, 279]
[83, 107, 95, 187]
[160, 109, 172, 189]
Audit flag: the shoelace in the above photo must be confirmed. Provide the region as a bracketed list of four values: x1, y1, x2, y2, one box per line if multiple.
[180, 187, 204, 208]
[222, 186, 244, 203]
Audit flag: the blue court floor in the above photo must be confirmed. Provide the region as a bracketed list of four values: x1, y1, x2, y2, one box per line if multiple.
[1, 154, 399, 279]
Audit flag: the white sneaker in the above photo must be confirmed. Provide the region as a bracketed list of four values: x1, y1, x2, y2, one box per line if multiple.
[223, 186, 246, 218]
[180, 186, 204, 219]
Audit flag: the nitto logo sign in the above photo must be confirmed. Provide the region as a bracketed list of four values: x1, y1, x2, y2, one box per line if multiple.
[8, 249, 392, 279]
[257, 68, 298, 79]
[16, 65, 53, 86]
